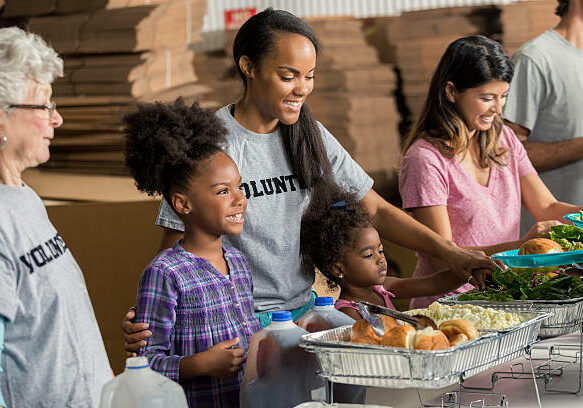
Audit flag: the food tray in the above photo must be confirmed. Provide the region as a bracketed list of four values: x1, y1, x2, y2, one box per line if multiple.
[492, 248, 583, 267]
[564, 212, 583, 228]
[300, 312, 549, 389]
[439, 295, 583, 338]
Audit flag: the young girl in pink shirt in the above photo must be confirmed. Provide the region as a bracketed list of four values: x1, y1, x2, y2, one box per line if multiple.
[300, 185, 468, 320]
[399, 35, 582, 309]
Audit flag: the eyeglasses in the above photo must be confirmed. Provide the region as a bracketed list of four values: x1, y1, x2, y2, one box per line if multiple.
[8, 101, 57, 121]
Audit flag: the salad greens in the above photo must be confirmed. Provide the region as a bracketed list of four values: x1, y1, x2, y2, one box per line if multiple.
[549, 224, 583, 251]
[457, 267, 583, 302]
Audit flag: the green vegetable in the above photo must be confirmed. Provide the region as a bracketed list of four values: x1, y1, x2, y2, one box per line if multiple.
[549, 225, 583, 250]
[457, 267, 583, 302]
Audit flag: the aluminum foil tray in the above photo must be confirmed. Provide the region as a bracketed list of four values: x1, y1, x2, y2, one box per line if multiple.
[300, 312, 549, 389]
[439, 295, 583, 338]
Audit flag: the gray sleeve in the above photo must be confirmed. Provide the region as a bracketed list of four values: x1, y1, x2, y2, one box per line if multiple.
[319, 123, 374, 200]
[0, 315, 6, 407]
[504, 53, 547, 131]
[0, 251, 17, 323]
[155, 198, 185, 232]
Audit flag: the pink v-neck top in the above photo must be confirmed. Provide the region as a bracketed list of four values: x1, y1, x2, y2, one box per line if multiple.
[399, 126, 536, 309]
[334, 285, 396, 317]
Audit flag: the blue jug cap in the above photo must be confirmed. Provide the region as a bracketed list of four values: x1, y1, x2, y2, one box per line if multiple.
[272, 311, 292, 322]
[314, 297, 334, 307]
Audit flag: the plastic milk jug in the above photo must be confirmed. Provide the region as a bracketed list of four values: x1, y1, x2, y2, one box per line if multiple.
[297, 297, 365, 404]
[99, 357, 188, 408]
[240, 311, 325, 408]
[297, 297, 356, 332]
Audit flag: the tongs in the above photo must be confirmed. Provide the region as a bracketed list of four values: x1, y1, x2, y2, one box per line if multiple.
[357, 301, 438, 337]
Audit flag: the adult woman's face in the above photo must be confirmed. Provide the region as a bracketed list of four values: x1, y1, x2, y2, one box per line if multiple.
[246, 33, 316, 129]
[451, 80, 509, 134]
[1, 80, 63, 170]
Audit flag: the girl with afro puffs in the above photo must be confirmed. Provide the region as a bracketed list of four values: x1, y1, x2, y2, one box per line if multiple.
[300, 183, 472, 320]
[124, 98, 261, 408]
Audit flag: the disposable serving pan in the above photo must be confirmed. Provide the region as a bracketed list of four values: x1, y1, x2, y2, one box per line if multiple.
[300, 312, 549, 389]
[439, 295, 583, 338]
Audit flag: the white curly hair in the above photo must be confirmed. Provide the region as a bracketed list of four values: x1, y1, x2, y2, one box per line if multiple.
[0, 27, 63, 109]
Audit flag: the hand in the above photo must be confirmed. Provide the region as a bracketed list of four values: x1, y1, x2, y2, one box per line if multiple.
[521, 220, 562, 243]
[445, 244, 499, 282]
[197, 338, 246, 378]
[122, 306, 151, 356]
[466, 268, 493, 291]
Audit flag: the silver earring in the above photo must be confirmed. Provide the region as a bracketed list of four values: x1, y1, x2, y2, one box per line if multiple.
[184, 210, 190, 215]
[0, 134, 6, 149]
[338, 273, 343, 279]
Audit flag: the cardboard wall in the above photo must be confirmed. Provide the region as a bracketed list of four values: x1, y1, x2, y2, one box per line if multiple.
[46, 200, 162, 374]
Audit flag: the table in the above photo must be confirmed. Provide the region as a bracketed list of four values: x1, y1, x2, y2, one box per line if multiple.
[365, 333, 583, 407]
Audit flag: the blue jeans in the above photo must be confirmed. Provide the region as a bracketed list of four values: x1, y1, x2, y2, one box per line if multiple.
[255, 290, 317, 328]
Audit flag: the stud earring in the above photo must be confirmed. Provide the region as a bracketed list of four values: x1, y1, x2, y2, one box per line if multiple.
[184, 210, 190, 215]
[338, 273, 344, 279]
[0, 134, 6, 149]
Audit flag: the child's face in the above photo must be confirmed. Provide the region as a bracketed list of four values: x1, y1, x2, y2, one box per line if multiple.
[340, 227, 388, 287]
[450, 79, 509, 134]
[183, 151, 247, 236]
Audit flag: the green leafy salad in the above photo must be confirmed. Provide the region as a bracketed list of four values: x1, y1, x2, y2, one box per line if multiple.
[457, 224, 583, 302]
[457, 268, 583, 301]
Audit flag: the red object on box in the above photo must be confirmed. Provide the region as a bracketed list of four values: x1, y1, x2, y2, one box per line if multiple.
[224, 8, 257, 30]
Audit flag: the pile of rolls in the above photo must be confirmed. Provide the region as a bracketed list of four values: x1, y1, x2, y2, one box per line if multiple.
[350, 316, 479, 351]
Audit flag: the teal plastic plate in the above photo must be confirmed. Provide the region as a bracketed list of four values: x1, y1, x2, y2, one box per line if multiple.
[492, 248, 583, 268]
[564, 213, 583, 228]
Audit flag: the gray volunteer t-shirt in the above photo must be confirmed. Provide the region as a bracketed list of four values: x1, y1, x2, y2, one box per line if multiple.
[0, 184, 112, 407]
[157, 105, 373, 312]
[504, 30, 583, 233]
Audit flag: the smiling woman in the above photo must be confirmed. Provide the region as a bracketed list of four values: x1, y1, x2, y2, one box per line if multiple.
[0, 27, 112, 408]
[399, 35, 583, 309]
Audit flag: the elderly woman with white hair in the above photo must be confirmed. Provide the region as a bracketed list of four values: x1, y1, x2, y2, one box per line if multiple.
[0, 27, 112, 407]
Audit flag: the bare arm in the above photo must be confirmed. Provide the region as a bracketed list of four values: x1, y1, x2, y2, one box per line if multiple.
[338, 306, 363, 321]
[520, 173, 582, 221]
[384, 271, 466, 300]
[360, 189, 495, 286]
[505, 120, 583, 173]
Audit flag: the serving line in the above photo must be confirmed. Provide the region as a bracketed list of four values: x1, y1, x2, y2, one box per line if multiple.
[364, 332, 583, 407]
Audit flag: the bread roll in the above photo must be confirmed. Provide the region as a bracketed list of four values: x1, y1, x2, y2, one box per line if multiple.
[350, 319, 381, 345]
[381, 324, 416, 348]
[350, 315, 399, 345]
[439, 319, 479, 343]
[413, 328, 450, 351]
[518, 238, 563, 255]
[448, 333, 469, 347]
[414, 328, 450, 350]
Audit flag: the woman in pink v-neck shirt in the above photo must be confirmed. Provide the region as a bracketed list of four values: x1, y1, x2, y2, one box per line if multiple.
[399, 35, 583, 309]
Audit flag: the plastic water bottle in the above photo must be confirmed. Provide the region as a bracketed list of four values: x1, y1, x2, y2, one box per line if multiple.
[240, 311, 325, 408]
[297, 297, 356, 332]
[99, 357, 188, 408]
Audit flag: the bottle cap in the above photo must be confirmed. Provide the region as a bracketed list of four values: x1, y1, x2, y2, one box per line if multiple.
[314, 297, 334, 307]
[272, 311, 292, 322]
[126, 356, 149, 369]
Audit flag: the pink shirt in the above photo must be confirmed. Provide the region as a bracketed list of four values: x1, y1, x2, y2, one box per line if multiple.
[399, 126, 536, 309]
[334, 285, 396, 318]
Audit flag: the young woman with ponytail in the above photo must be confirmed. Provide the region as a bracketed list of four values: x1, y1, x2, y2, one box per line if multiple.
[123, 9, 497, 344]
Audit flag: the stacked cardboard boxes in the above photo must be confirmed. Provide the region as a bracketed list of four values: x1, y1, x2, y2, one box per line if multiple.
[501, 0, 559, 55]
[307, 18, 401, 199]
[0, 0, 211, 175]
[367, 7, 500, 129]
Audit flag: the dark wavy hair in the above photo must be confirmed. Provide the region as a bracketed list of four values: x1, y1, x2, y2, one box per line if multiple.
[300, 183, 373, 288]
[233, 7, 333, 189]
[556, 0, 569, 17]
[123, 98, 227, 210]
[403, 35, 513, 169]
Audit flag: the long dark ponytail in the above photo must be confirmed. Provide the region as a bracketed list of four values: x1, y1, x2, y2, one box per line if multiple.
[233, 8, 332, 189]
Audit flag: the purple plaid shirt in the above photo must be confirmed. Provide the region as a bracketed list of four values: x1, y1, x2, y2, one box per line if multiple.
[136, 241, 261, 408]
